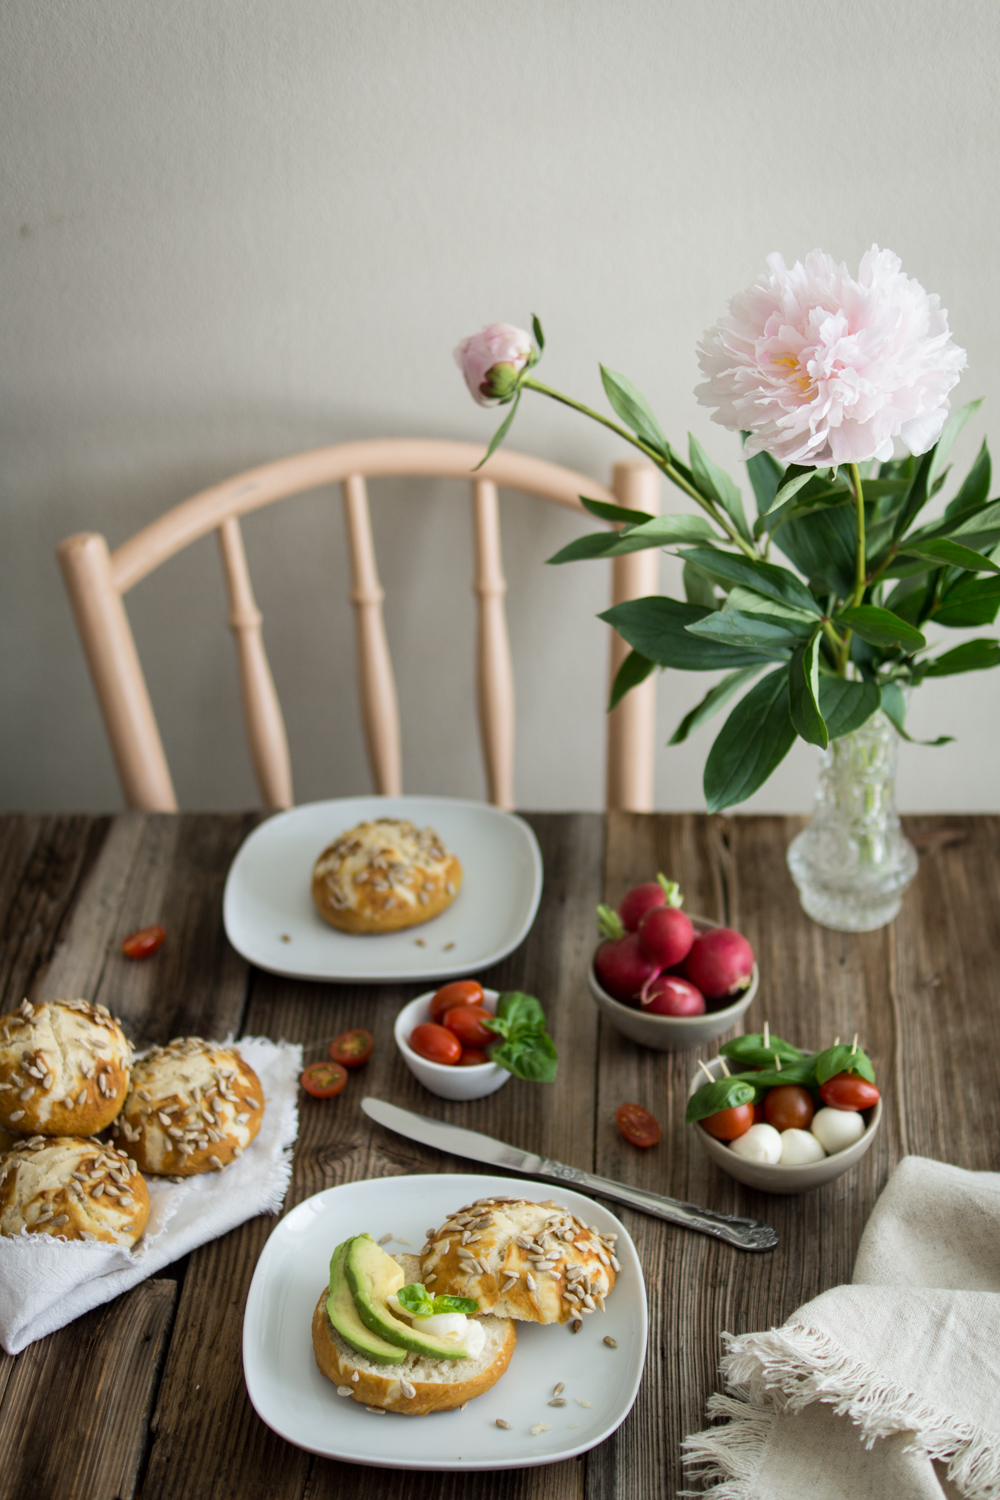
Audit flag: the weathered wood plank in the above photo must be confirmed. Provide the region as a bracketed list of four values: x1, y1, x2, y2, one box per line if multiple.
[141, 813, 601, 1500]
[0, 1279, 177, 1500]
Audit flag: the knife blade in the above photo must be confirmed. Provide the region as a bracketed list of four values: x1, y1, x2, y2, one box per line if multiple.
[361, 1097, 777, 1252]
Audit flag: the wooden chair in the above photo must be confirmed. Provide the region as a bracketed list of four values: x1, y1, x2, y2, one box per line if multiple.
[56, 439, 660, 813]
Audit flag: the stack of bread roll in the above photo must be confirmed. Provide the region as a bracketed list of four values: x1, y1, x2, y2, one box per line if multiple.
[0, 998, 264, 1249]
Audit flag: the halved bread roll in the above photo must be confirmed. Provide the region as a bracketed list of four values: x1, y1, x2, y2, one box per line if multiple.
[311, 1253, 515, 1413]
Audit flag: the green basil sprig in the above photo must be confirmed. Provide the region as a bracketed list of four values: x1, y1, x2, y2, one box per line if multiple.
[396, 1283, 479, 1318]
[484, 991, 558, 1082]
[685, 1076, 755, 1125]
[719, 1033, 805, 1068]
[814, 1043, 876, 1086]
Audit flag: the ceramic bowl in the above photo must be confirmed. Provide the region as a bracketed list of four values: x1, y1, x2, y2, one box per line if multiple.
[394, 988, 511, 1101]
[588, 916, 758, 1052]
[688, 1056, 882, 1194]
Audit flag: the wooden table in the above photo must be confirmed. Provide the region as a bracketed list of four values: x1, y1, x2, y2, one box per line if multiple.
[1, 809, 998, 1499]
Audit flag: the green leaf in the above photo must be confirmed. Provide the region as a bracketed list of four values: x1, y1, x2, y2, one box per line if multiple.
[667, 667, 762, 744]
[396, 1283, 435, 1317]
[788, 633, 827, 748]
[891, 449, 935, 541]
[943, 439, 991, 522]
[578, 496, 655, 526]
[600, 597, 789, 670]
[925, 398, 982, 498]
[721, 586, 817, 626]
[744, 448, 783, 515]
[688, 435, 752, 542]
[546, 531, 623, 565]
[932, 574, 1000, 628]
[836, 605, 926, 651]
[773, 504, 857, 597]
[703, 667, 797, 812]
[531, 313, 545, 352]
[474, 389, 521, 470]
[489, 1030, 558, 1082]
[901, 539, 1000, 575]
[881, 680, 954, 745]
[814, 1043, 876, 1087]
[609, 649, 657, 710]
[677, 547, 822, 616]
[739, 1061, 818, 1091]
[719, 1033, 805, 1067]
[685, 1077, 756, 1125]
[490, 991, 547, 1035]
[922, 639, 1000, 676]
[430, 1292, 480, 1314]
[682, 561, 719, 609]
[818, 677, 881, 739]
[685, 610, 803, 652]
[546, 513, 719, 565]
[599, 366, 670, 456]
[765, 465, 826, 516]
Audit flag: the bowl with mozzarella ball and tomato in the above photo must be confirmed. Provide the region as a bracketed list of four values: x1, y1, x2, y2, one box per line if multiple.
[686, 1034, 882, 1193]
[588, 876, 758, 1051]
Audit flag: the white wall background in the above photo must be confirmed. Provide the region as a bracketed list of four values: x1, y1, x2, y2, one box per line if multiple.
[3, 0, 999, 814]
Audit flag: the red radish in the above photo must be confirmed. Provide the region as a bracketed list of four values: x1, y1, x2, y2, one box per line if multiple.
[640, 973, 705, 1016]
[638, 905, 694, 969]
[683, 927, 754, 999]
[618, 873, 679, 933]
[594, 905, 658, 1004]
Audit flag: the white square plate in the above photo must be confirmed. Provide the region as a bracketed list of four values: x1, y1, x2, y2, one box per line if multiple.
[242, 1173, 647, 1470]
[223, 796, 543, 983]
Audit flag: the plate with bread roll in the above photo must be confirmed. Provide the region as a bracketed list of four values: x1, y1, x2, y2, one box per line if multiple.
[242, 1173, 647, 1470]
[223, 796, 543, 984]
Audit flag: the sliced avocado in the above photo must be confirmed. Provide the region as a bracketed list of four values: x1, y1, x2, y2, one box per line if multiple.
[345, 1233, 469, 1360]
[325, 1237, 406, 1365]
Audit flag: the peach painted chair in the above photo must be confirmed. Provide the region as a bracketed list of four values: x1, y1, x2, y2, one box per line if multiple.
[56, 440, 660, 812]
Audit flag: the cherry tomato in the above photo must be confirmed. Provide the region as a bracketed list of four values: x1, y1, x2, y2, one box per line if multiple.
[443, 1005, 496, 1049]
[409, 1022, 462, 1066]
[301, 1061, 347, 1098]
[701, 1103, 754, 1141]
[763, 1084, 815, 1132]
[615, 1103, 661, 1148]
[458, 1048, 491, 1067]
[820, 1072, 881, 1111]
[121, 924, 166, 960]
[329, 1029, 374, 1068]
[428, 980, 484, 1022]
[752, 1101, 767, 1124]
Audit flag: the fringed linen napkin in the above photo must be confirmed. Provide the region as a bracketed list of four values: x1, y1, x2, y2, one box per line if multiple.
[683, 1156, 1000, 1500]
[0, 1036, 301, 1354]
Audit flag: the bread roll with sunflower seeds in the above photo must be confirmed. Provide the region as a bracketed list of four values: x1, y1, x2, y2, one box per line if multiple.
[0, 1135, 150, 1246]
[110, 1038, 263, 1175]
[0, 999, 131, 1138]
[311, 818, 462, 934]
[419, 1197, 618, 1325]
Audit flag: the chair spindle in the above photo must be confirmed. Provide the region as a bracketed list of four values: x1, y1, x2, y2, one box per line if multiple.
[472, 478, 516, 809]
[606, 461, 660, 811]
[341, 474, 403, 796]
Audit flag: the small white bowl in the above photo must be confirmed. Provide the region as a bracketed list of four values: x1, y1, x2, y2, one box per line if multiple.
[688, 1056, 882, 1194]
[588, 916, 758, 1052]
[394, 988, 512, 1101]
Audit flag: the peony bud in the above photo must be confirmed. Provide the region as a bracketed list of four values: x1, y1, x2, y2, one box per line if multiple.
[454, 323, 537, 406]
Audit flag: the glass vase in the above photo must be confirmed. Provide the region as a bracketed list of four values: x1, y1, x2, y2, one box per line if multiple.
[786, 709, 918, 932]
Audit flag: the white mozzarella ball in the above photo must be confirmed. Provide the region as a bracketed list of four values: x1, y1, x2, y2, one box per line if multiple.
[728, 1123, 782, 1163]
[778, 1128, 827, 1165]
[411, 1311, 485, 1358]
[811, 1106, 865, 1155]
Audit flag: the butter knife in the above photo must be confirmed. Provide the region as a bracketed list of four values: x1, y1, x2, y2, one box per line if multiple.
[361, 1097, 777, 1252]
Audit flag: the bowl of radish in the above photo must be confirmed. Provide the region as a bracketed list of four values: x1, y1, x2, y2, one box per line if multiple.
[687, 1034, 882, 1193]
[587, 876, 758, 1051]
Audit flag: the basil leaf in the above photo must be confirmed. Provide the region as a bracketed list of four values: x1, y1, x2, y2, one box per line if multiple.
[741, 1061, 817, 1091]
[719, 1033, 804, 1066]
[494, 992, 546, 1034]
[685, 1077, 755, 1125]
[489, 1031, 558, 1082]
[814, 1044, 876, 1086]
[432, 1294, 479, 1314]
[396, 1283, 435, 1317]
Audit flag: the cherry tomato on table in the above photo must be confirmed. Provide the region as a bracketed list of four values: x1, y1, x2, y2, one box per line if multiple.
[301, 1061, 347, 1098]
[330, 1029, 374, 1068]
[702, 1103, 754, 1141]
[428, 980, 484, 1022]
[457, 1048, 491, 1067]
[820, 1072, 881, 1111]
[443, 1005, 496, 1050]
[121, 924, 166, 959]
[763, 1085, 815, 1132]
[409, 1022, 462, 1066]
[615, 1103, 661, 1148]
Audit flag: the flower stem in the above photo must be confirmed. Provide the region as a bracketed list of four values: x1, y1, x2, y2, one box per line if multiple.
[850, 463, 866, 609]
[520, 376, 759, 560]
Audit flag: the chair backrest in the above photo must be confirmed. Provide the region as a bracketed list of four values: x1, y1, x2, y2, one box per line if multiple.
[56, 439, 660, 812]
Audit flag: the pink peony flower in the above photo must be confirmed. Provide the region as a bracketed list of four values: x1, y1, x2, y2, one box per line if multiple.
[696, 247, 967, 467]
[454, 323, 537, 406]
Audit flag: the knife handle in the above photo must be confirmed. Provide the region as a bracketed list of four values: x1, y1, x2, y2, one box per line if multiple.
[535, 1158, 778, 1252]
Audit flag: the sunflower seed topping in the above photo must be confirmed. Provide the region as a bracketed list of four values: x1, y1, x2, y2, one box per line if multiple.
[495, 1418, 511, 1430]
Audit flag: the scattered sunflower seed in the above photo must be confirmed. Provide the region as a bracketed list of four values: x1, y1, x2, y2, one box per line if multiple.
[495, 1418, 511, 1430]
[603, 1336, 618, 1348]
[548, 1398, 567, 1407]
[336, 1386, 354, 1397]
[571, 1318, 582, 1333]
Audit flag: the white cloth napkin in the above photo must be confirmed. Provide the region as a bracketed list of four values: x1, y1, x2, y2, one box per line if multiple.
[682, 1156, 1000, 1500]
[0, 1036, 301, 1355]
